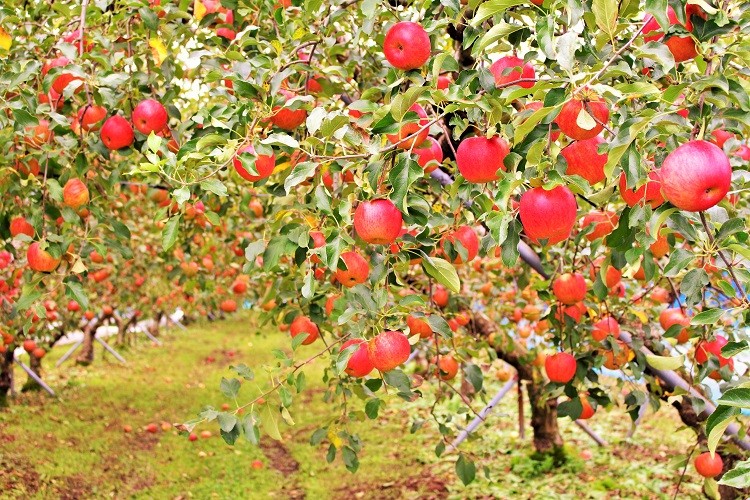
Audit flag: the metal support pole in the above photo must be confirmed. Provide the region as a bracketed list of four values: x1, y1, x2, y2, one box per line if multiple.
[447, 378, 517, 452]
[56, 339, 83, 367]
[13, 358, 55, 396]
[141, 327, 163, 345]
[168, 315, 187, 331]
[95, 337, 127, 364]
[574, 420, 607, 447]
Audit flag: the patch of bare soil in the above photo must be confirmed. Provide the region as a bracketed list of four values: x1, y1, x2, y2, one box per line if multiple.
[335, 468, 449, 500]
[260, 440, 305, 498]
[55, 474, 93, 500]
[0, 455, 41, 497]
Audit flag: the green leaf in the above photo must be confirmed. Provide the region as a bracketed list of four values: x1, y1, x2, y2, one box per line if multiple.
[260, 405, 282, 441]
[243, 414, 260, 445]
[200, 179, 228, 197]
[388, 156, 423, 213]
[455, 454, 476, 485]
[390, 87, 426, 122]
[217, 412, 238, 433]
[464, 363, 483, 392]
[162, 215, 181, 251]
[592, 0, 619, 41]
[364, 398, 381, 419]
[645, 354, 685, 371]
[471, 0, 527, 27]
[705, 404, 740, 455]
[717, 388, 750, 409]
[111, 220, 132, 240]
[719, 459, 750, 488]
[220, 377, 241, 398]
[342, 446, 359, 473]
[64, 281, 89, 310]
[691, 308, 724, 326]
[722, 341, 749, 358]
[421, 256, 460, 293]
[220, 423, 241, 445]
[244, 240, 266, 264]
[284, 161, 317, 194]
[473, 22, 523, 55]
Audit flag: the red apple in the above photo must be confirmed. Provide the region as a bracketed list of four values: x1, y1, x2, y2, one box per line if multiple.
[27, 242, 61, 273]
[24, 120, 53, 147]
[659, 140, 731, 212]
[432, 285, 449, 308]
[579, 395, 595, 419]
[642, 6, 697, 62]
[10, 216, 34, 238]
[592, 317, 620, 342]
[581, 210, 618, 241]
[695, 452, 723, 478]
[619, 171, 665, 208]
[233, 145, 276, 182]
[76, 105, 107, 132]
[290, 315, 319, 345]
[23, 339, 37, 352]
[545, 352, 576, 383]
[435, 355, 459, 381]
[132, 98, 169, 135]
[407, 315, 433, 339]
[456, 135, 509, 183]
[383, 21, 431, 71]
[353, 199, 403, 245]
[552, 273, 587, 305]
[413, 136, 443, 173]
[386, 103, 429, 150]
[555, 92, 609, 141]
[269, 89, 307, 130]
[63, 178, 90, 209]
[519, 185, 578, 245]
[660, 308, 690, 343]
[441, 225, 479, 264]
[100, 115, 134, 150]
[334, 250, 369, 287]
[489, 55, 535, 89]
[561, 136, 607, 185]
[220, 299, 237, 313]
[341, 339, 375, 377]
[367, 330, 410, 372]
[695, 335, 732, 368]
[436, 75, 451, 89]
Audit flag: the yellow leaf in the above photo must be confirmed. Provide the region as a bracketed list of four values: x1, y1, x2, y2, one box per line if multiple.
[327, 426, 343, 448]
[576, 108, 597, 131]
[0, 28, 11, 52]
[631, 308, 648, 324]
[149, 37, 167, 66]
[194, 0, 207, 21]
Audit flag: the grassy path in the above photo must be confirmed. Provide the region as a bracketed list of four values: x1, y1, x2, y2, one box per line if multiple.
[0, 315, 703, 498]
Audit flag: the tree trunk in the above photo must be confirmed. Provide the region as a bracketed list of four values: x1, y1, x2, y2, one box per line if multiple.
[525, 378, 564, 454]
[150, 312, 163, 337]
[469, 312, 564, 455]
[0, 348, 14, 408]
[76, 319, 98, 365]
[21, 353, 42, 392]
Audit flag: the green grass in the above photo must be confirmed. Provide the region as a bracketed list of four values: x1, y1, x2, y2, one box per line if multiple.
[0, 315, 705, 498]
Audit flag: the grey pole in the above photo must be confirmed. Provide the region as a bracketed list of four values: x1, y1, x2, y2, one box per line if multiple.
[95, 337, 127, 364]
[574, 420, 608, 447]
[13, 358, 56, 396]
[447, 378, 517, 452]
[56, 339, 83, 367]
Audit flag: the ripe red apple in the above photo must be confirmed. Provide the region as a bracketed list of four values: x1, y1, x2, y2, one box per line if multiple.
[545, 352, 577, 383]
[436, 75, 451, 89]
[188, 432, 198, 441]
[649, 232, 669, 258]
[407, 315, 433, 339]
[67, 300, 81, 312]
[386, 103, 429, 150]
[579, 395, 595, 419]
[441, 225, 479, 264]
[10, 216, 34, 238]
[27, 242, 61, 273]
[710, 129, 735, 149]
[23, 339, 37, 352]
[695, 335, 733, 369]
[233, 145, 276, 182]
[694, 452, 723, 478]
[24, 120, 53, 147]
[659, 140, 732, 212]
[489, 55, 535, 89]
[335, 250, 369, 287]
[561, 136, 607, 185]
[146, 423, 159, 434]
[353, 199, 403, 245]
[642, 6, 697, 62]
[367, 330, 410, 372]
[592, 317, 620, 342]
[734, 144, 750, 161]
[32, 347, 46, 359]
[413, 136, 443, 173]
[42, 56, 82, 94]
[555, 92, 609, 141]
[619, 171, 665, 208]
[581, 211, 618, 241]
[290, 315, 320, 345]
[455, 135, 509, 183]
[269, 89, 307, 130]
[432, 285, 449, 308]
[76, 105, 107, 132]
[383, 21, 431, 71]
[220, 299, 237, 313]
[132, 98, 169, 135]
[435, 355, 459, 381]
[552, 273, 587, 305]
[100, 115, 134, 150]
[340, 339, 374, 377]
[660, 308, 690, 343]
[519, 185, 578, 245]
[63, 178, 90, 209]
